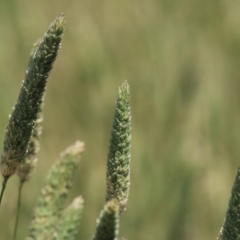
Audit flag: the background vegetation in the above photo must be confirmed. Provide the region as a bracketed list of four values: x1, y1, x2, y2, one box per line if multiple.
[0, 0, 240, 239]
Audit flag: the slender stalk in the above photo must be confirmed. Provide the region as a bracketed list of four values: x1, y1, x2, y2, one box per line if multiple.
[13, 180, 23, 240]
[0, 177, 8, 205]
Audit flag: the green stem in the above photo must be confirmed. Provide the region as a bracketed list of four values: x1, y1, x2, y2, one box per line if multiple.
[13, 181, 23, 240]
[0, 177, 8, 205]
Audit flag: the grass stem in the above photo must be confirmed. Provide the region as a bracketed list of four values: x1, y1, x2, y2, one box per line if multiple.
[0, 177, 8, 205]
[13, 181, 23, 240]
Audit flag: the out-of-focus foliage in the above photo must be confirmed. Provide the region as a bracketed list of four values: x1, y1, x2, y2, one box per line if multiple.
[0, 0, 240, 239]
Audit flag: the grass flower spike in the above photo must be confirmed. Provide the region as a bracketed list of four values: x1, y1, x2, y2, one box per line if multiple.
[93, 200, 119, 240]
[17, 110, 42, 183]
[13, 110, 43, 240]
[55, 196, 84, 240]
[27, 141, 84, 240]
[1, 13, 65, 179]
[218, 167, 240, 240]
[106, 81, 131, 212]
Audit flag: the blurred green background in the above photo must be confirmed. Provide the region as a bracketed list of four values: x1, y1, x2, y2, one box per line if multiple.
[1, 0, 240, 239]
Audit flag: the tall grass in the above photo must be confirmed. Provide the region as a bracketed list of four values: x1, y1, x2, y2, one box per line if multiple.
[0, 1, 240, 239]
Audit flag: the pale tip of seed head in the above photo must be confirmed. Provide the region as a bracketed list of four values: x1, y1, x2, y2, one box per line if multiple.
[62, 141, 85, 156]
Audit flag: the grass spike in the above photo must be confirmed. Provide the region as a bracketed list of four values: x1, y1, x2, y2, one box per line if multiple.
[17, 109, 42, 183]
[218, 167, 240, 239]
[93, 200, 119, 240]
[54, 196, 84, 240]
[0, 13, 65, 179]
[26, 141, 84, 240]
[13, 105, 43, 240]
[106, 81, 131, 212]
